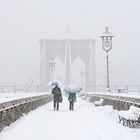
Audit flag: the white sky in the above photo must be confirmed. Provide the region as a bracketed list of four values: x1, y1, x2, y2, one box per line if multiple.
[0, 0, 140, 86]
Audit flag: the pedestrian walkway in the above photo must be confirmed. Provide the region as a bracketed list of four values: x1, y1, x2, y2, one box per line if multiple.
[0, 96, 140, 140]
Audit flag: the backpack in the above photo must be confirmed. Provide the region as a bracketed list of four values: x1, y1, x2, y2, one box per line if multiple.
[52, 86, 61, 95]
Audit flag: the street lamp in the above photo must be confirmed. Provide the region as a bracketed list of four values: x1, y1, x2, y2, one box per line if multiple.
[80, 67, 85, 90]
[100, 27, 114, 92]
[49, 57, 55, 81]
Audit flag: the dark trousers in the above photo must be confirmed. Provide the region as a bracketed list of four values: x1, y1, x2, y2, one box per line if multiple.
[54, 100, 59, 111]
[69, 101, 74, 110]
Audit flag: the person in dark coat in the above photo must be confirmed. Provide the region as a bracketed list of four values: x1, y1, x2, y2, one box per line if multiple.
[68, 93, 76, 111]
[52, 84, 62, 111]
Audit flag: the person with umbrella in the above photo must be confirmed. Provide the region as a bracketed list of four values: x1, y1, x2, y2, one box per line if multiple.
[51, 82, 62, 111]
[68, 93, 76, 110]
[64, 84, 82, 111]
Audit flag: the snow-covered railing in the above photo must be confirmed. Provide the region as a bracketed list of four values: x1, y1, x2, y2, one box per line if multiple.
[0, 86, 48, 93]
[86, 93, 140, 110]
[0, 94, 52, 132]
[118, 106, 140, 128]
[88, 94, 140, 106]
[1, 85, 140, 93]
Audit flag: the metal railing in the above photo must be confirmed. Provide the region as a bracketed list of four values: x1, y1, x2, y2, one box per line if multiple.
[0, 86, 44, 93]
[85, 85, 140, 93]
[0, 85, 140, 93]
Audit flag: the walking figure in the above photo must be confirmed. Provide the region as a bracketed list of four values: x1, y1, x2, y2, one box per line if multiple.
[68, 93, 76, 111]
[52, 83, 62, 111]
[64, 84, 82, 111]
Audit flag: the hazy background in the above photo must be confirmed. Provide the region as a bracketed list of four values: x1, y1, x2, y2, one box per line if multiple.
[0, 0, 140, 86]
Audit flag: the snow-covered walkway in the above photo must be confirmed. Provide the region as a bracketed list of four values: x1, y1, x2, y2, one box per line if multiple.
[0, 96, 140, 140]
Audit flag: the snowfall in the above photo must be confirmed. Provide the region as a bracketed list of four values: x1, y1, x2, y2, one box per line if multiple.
[0, 93, 140, 140]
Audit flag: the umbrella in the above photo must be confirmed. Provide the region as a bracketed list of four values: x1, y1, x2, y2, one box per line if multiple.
[47, 80, 62, 87]
[51, 81, 58, 86]
[64, 84, 82, 94]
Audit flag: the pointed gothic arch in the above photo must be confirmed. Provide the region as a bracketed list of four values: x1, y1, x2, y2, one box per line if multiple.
[72, 57, 86, 90]
[53, 56, 64, 82]
[39, 39, 96, 91]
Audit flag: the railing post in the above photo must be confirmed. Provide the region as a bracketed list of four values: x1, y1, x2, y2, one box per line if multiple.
[14, 86, 16, 93]
[1, 86, 4, 93]
[25, 86, 27, 93]
[37, 86, 39, 93]
[126, 85, 128, 93]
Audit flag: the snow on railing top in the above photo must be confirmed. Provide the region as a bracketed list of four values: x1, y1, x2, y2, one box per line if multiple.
[0, 94, 52, 111]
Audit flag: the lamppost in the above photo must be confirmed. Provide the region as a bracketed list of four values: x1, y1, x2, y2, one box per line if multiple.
[100, 27, 114, 92]
[49, 57, 55, 81]
[80, 67, 85, 91]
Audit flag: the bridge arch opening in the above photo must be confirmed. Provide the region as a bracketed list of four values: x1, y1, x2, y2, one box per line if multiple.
[53, 57, 64, 82]
[72, 57, 86, 90]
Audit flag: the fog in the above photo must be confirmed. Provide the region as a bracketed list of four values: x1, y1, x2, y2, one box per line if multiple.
[0, 0, 140, 86]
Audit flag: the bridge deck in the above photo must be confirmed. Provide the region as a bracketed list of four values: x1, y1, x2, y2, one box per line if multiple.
[0, 97, 140, 140]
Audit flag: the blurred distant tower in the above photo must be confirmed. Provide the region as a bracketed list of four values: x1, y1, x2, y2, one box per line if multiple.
[49, 57, 55, 81]
[100, 27, 114, 92]
[66, 25, 70, 35]
[39, 32, 96, 91]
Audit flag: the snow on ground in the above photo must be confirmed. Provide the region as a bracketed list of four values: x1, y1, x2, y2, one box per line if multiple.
[0, 96, 140, 140]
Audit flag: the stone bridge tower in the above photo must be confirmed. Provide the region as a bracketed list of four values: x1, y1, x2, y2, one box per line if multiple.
[39, 38, 96, 91]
